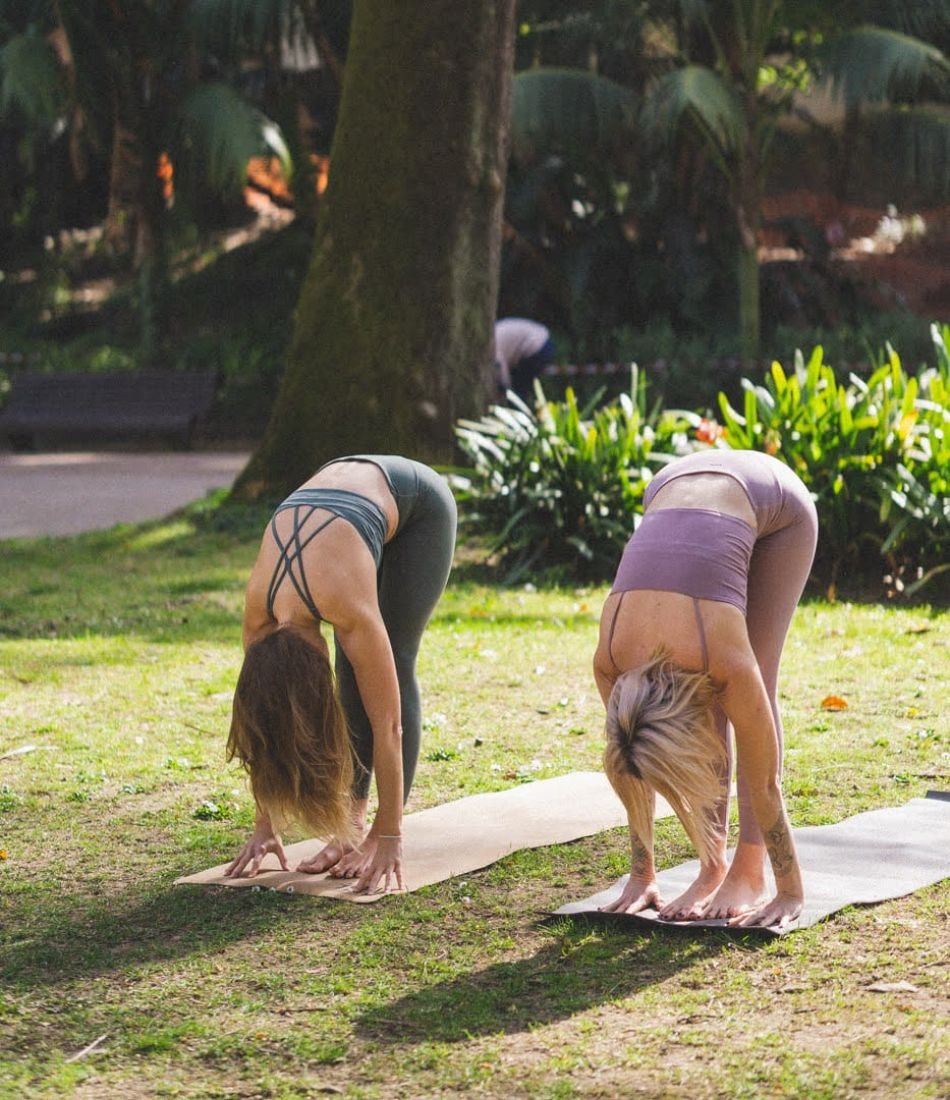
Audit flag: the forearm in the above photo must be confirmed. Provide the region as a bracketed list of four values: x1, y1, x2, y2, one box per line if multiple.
[628, 824, 656, 881]
[607, 768, 657, 882]
[370, 726, 404, 836]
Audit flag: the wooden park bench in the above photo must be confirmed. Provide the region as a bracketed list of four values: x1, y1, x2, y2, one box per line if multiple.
[0, 369, 218, 450]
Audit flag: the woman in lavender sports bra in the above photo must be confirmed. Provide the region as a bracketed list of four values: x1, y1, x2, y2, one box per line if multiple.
[593, 449, 818, 930]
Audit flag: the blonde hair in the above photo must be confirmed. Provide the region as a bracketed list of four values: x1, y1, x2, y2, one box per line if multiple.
[604, 648, 726, 865]
[227, 624, 358, 844]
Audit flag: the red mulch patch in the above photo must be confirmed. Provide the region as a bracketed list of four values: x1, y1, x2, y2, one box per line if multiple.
[762, 191, 950, 319]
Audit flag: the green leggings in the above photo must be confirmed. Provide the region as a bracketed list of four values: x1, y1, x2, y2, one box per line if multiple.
[328, 456, 457, 800]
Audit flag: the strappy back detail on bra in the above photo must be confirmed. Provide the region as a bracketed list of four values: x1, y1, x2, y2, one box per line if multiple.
[265, 487, 389, 622]
[266, 508, 336, 621]
[606, 591, 626, 673]
[691, 597, 710, 673]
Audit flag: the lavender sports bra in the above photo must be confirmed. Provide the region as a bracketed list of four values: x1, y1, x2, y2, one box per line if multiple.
[611, 507, 756, 613]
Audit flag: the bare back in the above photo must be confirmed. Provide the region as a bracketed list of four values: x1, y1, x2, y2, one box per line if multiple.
[646, 472, 757, 529]
[243, 461, 399, 642]
[593, 471, 758, 703]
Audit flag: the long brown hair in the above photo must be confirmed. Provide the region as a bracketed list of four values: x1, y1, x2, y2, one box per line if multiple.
[604, 648, 726, 865]
[227, 624, 357, 843]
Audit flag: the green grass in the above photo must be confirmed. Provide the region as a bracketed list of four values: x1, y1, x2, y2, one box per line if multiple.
[0, 497, 948, 1098]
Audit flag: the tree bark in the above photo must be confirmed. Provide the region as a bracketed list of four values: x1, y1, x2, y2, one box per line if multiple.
[236, 0, 517, 500]
[735, 175, 761, 365]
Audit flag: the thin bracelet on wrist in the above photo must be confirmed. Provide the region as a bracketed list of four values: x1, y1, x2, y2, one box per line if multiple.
[377, 834, 402, 840]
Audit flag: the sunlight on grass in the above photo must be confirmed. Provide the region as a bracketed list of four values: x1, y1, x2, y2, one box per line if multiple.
[0, 509, 947, 1099]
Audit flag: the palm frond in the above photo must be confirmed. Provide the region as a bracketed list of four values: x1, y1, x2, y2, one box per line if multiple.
[863, 0, 950, 41]
[641, 65, 743, 168]
[863, 104, 950, 198]
[675, 0, 712, 29]
[819, 27, 950, 107]
[189, 0, 287, 52]
[190, 0, 326, 67]
[0, 31, 63, 125]
[175, 82, 291, 194]
[510, 67, 637, 164]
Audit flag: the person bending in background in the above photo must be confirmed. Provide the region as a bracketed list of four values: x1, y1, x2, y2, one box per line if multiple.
[225, 455, 457, 894]
[494, 317, 556, 402]
[593, 449, 818, 930]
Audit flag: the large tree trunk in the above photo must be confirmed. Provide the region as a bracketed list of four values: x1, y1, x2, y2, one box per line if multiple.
[236, 0, 516, 500]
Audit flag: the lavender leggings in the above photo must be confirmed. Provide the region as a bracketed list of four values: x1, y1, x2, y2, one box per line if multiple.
[644, 451, 818, 844]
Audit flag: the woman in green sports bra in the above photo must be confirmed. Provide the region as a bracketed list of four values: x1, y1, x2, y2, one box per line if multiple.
[224, 455, 457, 895]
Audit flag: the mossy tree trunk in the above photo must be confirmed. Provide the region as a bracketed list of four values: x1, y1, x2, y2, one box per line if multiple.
[236, 0, 517, 500]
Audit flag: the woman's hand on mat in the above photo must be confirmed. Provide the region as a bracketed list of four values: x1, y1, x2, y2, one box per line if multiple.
[728, 891, 802, 931]
[328, 833, 404, 894]
[600, 876, 663, 915]
[225, 827, 289, 879]
[356, 834, 404, 895]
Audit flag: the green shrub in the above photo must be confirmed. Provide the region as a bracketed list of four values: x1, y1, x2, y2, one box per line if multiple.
[717, 342, 949, 595]
[884, 326, 950, 593]
[453, 369, 697, 580]
[454, 346, 948, 597]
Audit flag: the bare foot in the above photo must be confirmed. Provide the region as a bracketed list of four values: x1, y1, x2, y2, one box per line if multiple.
[703, 866, 774, 919]
[659, 863, 727, 921]
[702, 853, 769, 919]
[296, 835, 362, 875]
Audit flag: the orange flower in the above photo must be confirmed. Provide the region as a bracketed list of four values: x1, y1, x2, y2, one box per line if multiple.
[156, 152, 174, 202]
[695, 417, 722, 443]
[821, 695, 849, 711]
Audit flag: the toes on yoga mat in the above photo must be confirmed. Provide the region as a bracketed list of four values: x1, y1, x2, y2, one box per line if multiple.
[176, 772, 672, 903]
[554, 793, 950, 936]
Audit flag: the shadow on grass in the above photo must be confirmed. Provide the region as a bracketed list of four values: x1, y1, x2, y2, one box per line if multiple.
[354, 918, 760, 1043]
[0, 873, 342, 990]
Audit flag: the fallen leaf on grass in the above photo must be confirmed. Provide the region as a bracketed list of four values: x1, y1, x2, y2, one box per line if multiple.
[821, 695, 849, 711]
[0, 744, 39, 761]
[867, 980, 919, 994]
[65, 1033, 109, 1063]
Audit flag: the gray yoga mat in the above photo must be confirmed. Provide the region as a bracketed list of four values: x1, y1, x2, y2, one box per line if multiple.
[554, 792, 950, 937]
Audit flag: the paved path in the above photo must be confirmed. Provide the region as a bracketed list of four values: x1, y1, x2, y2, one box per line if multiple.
[0, 451, 250, 539]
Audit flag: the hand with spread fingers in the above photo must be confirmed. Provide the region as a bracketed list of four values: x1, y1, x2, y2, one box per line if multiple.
[349, 834, 404, 895]
[320, 833, 405, 894]
[225, 822, 289, 879]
